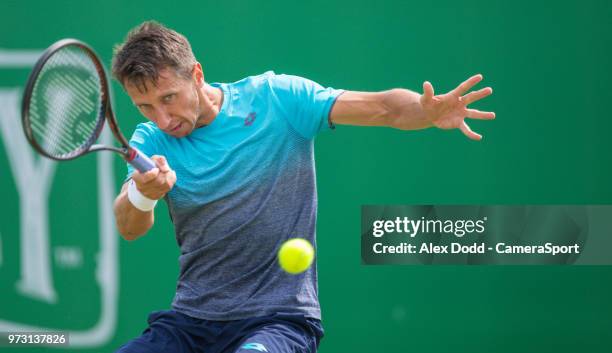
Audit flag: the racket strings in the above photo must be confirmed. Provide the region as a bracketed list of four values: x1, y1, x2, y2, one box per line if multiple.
[28, 45, 103, 158]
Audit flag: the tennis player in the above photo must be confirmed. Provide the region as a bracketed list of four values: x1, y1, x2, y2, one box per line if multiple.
[112, 21, 494, 353]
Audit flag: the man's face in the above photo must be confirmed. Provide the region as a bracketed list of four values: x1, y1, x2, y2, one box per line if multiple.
[125, 67, 201, 138]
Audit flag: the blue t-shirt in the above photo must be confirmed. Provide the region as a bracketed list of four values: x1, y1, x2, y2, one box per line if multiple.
[126, 71, 343, 320]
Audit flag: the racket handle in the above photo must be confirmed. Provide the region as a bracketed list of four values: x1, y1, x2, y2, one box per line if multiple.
[126, 147, 156, 173]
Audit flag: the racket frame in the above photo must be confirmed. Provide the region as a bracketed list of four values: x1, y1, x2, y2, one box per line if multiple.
[22, 39, 133, 161]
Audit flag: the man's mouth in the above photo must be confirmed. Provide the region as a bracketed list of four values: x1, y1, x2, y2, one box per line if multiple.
[170, 122, 182, 132]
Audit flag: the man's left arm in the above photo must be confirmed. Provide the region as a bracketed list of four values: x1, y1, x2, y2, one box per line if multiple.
[329, 74, 495, 140]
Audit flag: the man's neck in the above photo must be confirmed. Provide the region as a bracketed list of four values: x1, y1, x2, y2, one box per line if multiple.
[196, 83, 224, 127]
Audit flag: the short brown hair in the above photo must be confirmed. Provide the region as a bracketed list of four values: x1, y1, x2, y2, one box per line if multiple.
[112, 21, 196, 90]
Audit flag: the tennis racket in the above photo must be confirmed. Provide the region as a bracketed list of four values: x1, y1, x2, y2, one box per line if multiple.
[21, 38, 155, 172]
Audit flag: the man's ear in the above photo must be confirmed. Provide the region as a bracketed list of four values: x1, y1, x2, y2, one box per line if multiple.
[192, 62, 204, 85]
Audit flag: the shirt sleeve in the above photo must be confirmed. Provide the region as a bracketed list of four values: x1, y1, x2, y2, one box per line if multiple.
[124, 122, 159, 182]
[268, 73, 344, 139]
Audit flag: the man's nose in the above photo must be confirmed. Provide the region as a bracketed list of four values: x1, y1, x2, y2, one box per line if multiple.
[154, 108, 172, 129]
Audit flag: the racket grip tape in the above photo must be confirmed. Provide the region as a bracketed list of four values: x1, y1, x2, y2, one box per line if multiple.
[126, 147, 156, 173]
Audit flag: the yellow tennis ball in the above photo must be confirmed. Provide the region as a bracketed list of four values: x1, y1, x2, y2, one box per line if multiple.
[278, 238, 314, 274]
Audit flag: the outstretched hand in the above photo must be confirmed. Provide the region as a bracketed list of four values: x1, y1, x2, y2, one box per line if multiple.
[420, 74, 495, 140]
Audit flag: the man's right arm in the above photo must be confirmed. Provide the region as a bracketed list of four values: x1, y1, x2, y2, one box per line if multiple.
[113, 155, 176, 241]
[114, 182, 155, 240]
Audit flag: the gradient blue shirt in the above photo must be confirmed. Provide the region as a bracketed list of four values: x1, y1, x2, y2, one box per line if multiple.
[126, 71, 343, 320]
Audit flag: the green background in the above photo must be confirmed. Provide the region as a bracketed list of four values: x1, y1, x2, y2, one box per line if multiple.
[1, 0, 611, 352]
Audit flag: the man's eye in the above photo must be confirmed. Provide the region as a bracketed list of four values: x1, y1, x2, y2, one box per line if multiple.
[138, 105, 150, 110]
[163, 94, 175, 102]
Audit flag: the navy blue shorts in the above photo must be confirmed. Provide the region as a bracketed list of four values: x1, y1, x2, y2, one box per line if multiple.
[116, 310, 324, 353]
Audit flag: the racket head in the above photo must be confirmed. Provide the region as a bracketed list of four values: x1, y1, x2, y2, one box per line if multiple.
[21, 39, 111, 160]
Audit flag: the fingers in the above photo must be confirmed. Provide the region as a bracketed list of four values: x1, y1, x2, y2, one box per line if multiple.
[134, 170, 175, 199]
[459, 121, 482, 141]
[451, 74, 483, 96]
[151, 155, 170, 173]
[132, 167, 160, 184]
[461, 87, 493, 105]
[422, 81, 435, 102]
[132, 155, 170, 183]
[167, 169, 177, 188]
[466, 109, 496, 120]
[130, 155, 175, 199]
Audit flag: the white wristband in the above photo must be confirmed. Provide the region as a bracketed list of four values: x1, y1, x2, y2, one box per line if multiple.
[127, 179, 158, 212]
